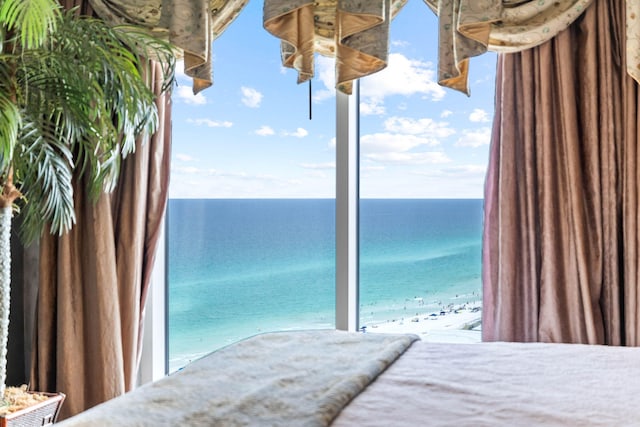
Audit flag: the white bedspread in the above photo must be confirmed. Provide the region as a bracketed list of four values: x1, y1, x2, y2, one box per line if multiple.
[57, 330, 417, 427]
[332, 340, 640, 426]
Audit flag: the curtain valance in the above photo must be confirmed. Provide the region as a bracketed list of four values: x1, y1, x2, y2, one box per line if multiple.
[86, 0, 640, 96]
[263, 0, 407, 94]
[87, 0, 248, 94]
[423, 0, 593, 95]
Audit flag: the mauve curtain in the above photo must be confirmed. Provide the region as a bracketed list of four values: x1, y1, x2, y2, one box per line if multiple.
[482, 0, 638, 345]
[29, 3, 172, 417]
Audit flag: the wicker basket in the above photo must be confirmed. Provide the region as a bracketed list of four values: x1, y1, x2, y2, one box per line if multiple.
[0, 392, 65, 427]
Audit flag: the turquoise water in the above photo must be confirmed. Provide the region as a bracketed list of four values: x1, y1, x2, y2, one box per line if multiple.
[167, 199, 483, 370]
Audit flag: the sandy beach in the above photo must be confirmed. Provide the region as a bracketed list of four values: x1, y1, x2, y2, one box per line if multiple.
[362, 301, 482, 344]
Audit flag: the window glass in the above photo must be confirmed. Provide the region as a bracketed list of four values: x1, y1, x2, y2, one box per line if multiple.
[167, 2, 336, 371]
[167, 0, 497, 371]
[357, 2, 496, 341]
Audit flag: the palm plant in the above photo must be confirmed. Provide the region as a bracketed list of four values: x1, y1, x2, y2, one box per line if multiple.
[0, 0, 175, 399]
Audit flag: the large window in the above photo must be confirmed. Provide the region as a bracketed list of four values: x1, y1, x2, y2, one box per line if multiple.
[166, 1, 496, 372]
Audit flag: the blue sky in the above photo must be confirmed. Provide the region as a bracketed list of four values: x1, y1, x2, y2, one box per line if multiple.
[169, 0, 497, 199]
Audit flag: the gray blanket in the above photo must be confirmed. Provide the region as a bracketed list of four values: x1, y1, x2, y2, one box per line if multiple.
[57, 330, 418, 426]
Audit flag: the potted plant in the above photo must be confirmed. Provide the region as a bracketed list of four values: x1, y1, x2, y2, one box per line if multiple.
[0, 0, 174, 421]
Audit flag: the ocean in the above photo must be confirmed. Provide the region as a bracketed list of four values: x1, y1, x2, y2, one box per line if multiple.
[167, 199, 483, 370]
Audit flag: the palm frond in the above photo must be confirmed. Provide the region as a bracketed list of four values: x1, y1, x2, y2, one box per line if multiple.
[0, 93, 19, 173]
[0, 0, 59, 50]
[14, 116, 74, 243]
[113, 25, 177, 92]
[1, 6, 174, 240]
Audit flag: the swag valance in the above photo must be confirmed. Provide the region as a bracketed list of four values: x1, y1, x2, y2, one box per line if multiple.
[423, 0, 593, 94]
[87, 0, 640, 95]
[263, 0, 407, 95]
[88, 0, 248, 94]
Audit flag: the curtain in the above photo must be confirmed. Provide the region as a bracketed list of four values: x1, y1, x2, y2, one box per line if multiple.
[423, 0, 593, 95]
[263, 0, 407, 94]
[88, 0, 247, 94]
[30, 57, 172, 423]
[482, 0, 638, 345]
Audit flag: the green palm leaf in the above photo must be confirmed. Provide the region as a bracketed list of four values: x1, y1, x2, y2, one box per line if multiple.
[0, 0, 59, 49]
[0, 94, 19, 172]
[14, 116, 75, 242]
[2, 7, 175, 240]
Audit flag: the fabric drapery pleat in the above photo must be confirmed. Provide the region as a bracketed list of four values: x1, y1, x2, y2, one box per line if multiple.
[482, 0, 638, 345]
[87, 0, 247, 94]
[263, 0, 406, 94]
[30, 57, 172, 419]
[423, 0, 594, 94]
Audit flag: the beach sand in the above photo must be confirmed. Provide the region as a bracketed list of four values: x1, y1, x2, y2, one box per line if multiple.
[362, 301, 482, 344]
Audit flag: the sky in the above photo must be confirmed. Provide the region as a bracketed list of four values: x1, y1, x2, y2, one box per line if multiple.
[169, 0, 497, 199]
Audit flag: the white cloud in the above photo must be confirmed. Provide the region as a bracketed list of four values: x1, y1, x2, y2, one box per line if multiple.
[309, 53, 445, 113]
[361, 165, 386, 172]
[175, 59, 188, 81]
[358, 53, 446, 115]
[363, 133, 438, 153]
[455, 127, 491, 147]
[175, 153, 194, 162]
[441, 110, 453, 118]
[283, 127, 309, 138]
[241, 86, 263, 108]
[383, 117, 456, 138]
[412, 164, 487, 179]
[469, 108, 491, 123]
[300, 162, 335, 170]
[172, 165, 201, 175]
[366, 151, 450, 164]
[187, 118, 233, 128]
[360, 53, 443, 99]
[361, 133, 450, 165]
[174, 85, 206, 105]
[441, 165, 487, 176]
[169, 164, 334, 199]
[391, 40, 409, 48]
[313, 56, 336, 102]
[360, 99, 386, 115]
[255, 125, 275, 136]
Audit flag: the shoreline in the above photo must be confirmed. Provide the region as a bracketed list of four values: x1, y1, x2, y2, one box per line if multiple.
[169, 301, 483, 371]
[363, 301, 482, 343]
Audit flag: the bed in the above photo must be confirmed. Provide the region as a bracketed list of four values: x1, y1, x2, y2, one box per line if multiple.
[56, 330, 640, 426]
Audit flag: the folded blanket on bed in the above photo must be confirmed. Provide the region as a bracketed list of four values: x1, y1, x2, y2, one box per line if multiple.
[57, 330, 418, 427]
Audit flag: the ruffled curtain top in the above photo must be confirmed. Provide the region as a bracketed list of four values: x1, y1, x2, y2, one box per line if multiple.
[86, 0, 640, 96]
[263, 0, 407, 94]
[88, 0, 248, 94]
[423, 0, 593, 95]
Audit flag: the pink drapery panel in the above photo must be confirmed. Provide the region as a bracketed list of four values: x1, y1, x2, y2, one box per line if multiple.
[29, 7, 172, 415]
[482, 0, 639, 344]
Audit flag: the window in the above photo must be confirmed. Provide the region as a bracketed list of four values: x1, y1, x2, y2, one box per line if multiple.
[356, 4, 494, 340]
[165, 2, 338, 372]
[158, 1, 496, 374]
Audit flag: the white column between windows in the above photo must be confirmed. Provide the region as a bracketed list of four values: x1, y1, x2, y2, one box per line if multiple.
[335, 81, 360, 332]
[139, 217, 168, 384]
